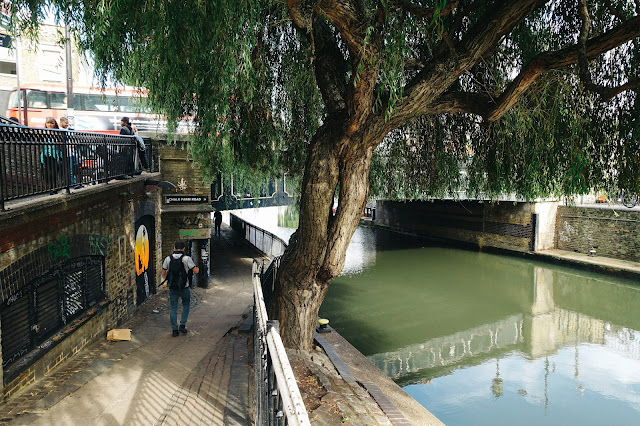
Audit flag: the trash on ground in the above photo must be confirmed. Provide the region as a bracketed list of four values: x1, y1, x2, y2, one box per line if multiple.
[107, 329, 132, 341]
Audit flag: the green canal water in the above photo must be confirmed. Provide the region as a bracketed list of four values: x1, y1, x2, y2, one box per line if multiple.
[318, 226, 640, 426]
[235, 207, 640, 425]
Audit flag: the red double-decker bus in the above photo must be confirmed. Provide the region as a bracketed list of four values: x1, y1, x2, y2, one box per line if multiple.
[5, 84, 182, 134]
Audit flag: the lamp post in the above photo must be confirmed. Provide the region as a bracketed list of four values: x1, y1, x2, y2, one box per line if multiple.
[64, 22, 74, 129]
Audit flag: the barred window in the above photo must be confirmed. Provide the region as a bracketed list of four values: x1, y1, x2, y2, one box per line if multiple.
[1, 256, 105, 372]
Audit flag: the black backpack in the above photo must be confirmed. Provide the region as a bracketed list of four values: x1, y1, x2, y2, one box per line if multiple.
[167, 253, 188, 290]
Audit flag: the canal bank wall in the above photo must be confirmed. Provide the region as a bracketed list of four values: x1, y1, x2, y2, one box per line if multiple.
[374, 200, 640, 267]
[373, 199, 640, 281]
[555, 205, 640, 262]
[375, 199, 559, 252]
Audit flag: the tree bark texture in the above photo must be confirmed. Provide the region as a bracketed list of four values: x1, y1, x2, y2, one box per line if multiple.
[272, 114, 375, 350]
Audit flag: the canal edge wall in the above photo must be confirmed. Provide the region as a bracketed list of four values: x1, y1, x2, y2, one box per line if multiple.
[375, 199, 559, 252]
[373, 199, 640, 281]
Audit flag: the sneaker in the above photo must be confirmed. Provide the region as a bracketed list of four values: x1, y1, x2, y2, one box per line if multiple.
[172, 330, 179, 337]
[179, 325, 187, 334]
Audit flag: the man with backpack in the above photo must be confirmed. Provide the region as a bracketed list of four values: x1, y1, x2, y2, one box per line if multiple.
[161, 240, 200, 337]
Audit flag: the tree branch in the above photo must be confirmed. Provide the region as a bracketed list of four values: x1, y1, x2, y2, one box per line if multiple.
[316, 0, 367, 57]
[389, 0, 459, 21]
[287, 0, 314, 32]
[485, 14, 640, 121]
[313, 18, 349, 114]
[393, 0, 545, 126]
[576, 0, 637, 102]
[431, 15, 640, 120]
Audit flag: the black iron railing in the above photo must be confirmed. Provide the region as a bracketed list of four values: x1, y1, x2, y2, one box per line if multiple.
[231, 213, 309, 424]
[0, 124, 152, 210]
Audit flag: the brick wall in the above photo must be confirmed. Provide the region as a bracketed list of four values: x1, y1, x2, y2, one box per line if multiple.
[0, 175, 162, 396]
[156, 141, 211, 198]
[376, 200, 536, 252]
[556, 206, 640, 262]
[155, 140, 213, 261]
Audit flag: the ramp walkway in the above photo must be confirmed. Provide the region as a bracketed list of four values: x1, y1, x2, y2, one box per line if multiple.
[0, 224, 262, 425]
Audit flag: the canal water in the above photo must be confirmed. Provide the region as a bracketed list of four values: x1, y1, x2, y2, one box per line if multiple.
[236, 207, 640, 425]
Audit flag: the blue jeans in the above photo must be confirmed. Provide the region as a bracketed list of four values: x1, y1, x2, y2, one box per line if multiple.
[169, 287, 191, 330]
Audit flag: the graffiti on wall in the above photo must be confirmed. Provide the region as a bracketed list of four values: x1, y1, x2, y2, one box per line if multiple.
[89, 235, 112, 256]
[135, 225, 150, 302]
[46, 235, 112, 263]
[172, 214, 204, 228]
[134, 216, 155, 306]
[48, 237, 71, 261]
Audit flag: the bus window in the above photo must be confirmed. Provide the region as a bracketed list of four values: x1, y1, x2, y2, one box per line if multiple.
[121, 95, 151, 113]
[7, 90, 23, 108]
[50, 92, 66, 109]
[84, 94, 118, 111]
[118, 96, 130, 112]
[27, 90, 48, 109]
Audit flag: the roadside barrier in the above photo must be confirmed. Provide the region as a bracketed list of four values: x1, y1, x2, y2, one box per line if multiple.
[253, 260, 310, 425]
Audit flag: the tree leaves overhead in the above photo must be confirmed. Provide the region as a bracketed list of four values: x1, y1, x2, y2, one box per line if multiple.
[9, 0, 322, 184]
[8, 0, 640, 199]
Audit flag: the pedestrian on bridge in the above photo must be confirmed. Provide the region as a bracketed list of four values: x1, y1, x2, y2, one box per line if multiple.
[161, 240, 200, 337]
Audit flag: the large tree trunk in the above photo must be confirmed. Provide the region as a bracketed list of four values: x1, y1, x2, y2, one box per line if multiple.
[270, 118, 374, 350]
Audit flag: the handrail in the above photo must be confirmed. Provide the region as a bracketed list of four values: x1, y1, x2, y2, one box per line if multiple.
[230, 212, 288, 257]
[0, 123, 153, 210]
[252, 260, 310, 425]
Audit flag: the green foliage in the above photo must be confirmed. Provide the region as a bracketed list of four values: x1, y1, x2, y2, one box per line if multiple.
[8, 0, 640, 201]
[9, 0, 321, 184]
[370, 1, 639, 201]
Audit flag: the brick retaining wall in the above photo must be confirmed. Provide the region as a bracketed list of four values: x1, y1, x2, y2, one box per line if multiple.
[556, 206, 640, 262]
[0, 176, 162, 396]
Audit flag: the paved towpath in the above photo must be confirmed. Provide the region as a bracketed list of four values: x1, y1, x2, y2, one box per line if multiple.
[1, 224, 262, 425]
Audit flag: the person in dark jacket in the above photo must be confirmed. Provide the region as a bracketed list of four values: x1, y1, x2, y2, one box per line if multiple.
[120, 117, 134, 135]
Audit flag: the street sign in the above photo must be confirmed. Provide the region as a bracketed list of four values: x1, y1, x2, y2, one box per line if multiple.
[164, 195, 209, 204]
[179, 229, 212, 239]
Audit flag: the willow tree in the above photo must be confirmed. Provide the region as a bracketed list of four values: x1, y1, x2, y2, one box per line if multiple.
[12, 0, 639, 350]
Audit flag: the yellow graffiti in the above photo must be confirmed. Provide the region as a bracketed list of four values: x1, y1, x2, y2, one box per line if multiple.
[135, 225, 149, 276]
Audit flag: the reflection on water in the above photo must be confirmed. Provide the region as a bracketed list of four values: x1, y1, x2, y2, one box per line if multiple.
[319, 227, 640, 426]
[234, 209, 640, 424]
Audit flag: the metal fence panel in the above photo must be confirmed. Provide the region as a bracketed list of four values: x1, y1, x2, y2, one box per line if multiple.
[1, 124, 152, 209]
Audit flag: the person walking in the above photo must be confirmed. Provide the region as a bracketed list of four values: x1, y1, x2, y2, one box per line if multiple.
[161, 240, 199, 337]
[60, 116, 82, 188]
[214, 209, 222, 236]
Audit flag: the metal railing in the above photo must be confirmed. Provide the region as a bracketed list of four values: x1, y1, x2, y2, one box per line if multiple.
[230, 213, 288, 258]
[253, 260, 310, 426]
[231, 213, 308, 424]
[0, 123, 153, 210]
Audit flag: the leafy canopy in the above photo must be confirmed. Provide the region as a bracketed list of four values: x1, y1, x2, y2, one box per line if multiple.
[8, 0, 640, 199]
